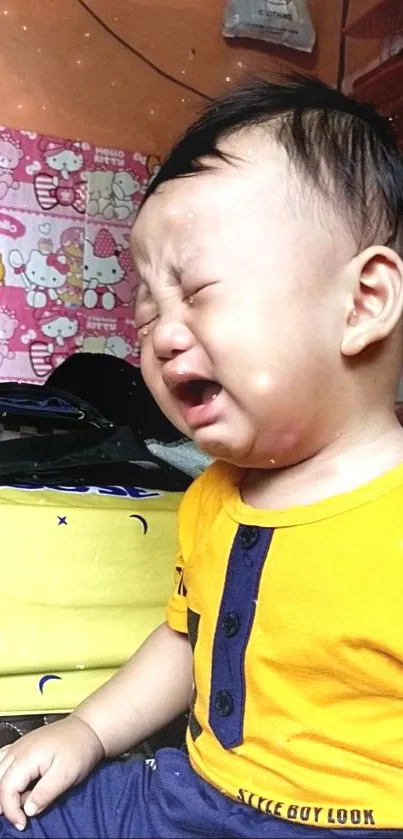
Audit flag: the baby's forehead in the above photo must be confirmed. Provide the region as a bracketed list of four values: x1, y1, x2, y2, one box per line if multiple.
[132, 130, 353, 269]
[135, 140, 291, 233]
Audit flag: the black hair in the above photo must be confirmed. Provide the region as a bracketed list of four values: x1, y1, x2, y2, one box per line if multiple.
[143, 74, 403, 253]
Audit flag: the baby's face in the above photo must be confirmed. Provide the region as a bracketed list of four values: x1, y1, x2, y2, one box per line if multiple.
[132, 133, 351, 469]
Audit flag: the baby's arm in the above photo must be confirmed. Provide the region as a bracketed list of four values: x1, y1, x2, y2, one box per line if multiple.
[0, 623, 192, 830]
[74, 621, 192, 758]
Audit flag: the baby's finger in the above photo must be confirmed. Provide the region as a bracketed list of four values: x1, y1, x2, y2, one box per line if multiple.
[0, 754, 12, 779]
[23, 762, 70, 818]
[0, 758, 40, 830]
[0, 745, 11, 766]
[0, 751, 15, 814]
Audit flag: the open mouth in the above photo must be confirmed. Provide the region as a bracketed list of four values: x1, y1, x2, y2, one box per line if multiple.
[175, 379, 222, 408]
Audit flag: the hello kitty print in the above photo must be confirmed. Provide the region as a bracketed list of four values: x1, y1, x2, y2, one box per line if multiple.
[0, 126, 159, 382]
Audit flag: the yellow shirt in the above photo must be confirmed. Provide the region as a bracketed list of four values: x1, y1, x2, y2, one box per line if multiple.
[167, 460, 403, 830]
[1, 481, 181, 715]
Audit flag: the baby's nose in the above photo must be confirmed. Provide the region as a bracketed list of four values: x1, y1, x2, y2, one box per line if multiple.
[153, 316, 194, 361]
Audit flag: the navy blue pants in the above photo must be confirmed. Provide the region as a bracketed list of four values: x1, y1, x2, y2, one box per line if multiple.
[0, 749, 398, 838]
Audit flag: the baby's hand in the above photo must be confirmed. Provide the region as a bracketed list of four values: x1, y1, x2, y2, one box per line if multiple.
[0, 715, 104, 831]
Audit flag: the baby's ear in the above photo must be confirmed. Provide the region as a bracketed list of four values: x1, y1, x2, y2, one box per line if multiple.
[341, 246, 403, 357]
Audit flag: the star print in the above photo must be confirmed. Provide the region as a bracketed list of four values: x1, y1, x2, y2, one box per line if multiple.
[57, 515, 67, 526]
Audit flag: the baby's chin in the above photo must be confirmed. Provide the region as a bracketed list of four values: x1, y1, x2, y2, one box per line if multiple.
[192, 425, 258, 467]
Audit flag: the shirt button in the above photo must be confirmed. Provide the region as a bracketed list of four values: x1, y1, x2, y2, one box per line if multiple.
[215, 689, 234, 717]
[240, 525, 259, 549]
[222, 611, 240, 638]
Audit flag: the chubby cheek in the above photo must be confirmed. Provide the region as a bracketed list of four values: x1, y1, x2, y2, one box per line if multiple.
[256, 419, 308, 466]
[256, 374, 326, 465]
[228, 355, 317, 457]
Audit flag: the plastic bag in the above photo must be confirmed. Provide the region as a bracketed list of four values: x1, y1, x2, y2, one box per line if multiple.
[222, 0, 316, 53]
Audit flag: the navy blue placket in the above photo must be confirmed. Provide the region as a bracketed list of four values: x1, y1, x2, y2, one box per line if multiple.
[208, 524, 273, 749]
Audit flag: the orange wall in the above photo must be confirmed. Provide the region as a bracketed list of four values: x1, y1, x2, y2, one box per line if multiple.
[0, 0, 343, 156]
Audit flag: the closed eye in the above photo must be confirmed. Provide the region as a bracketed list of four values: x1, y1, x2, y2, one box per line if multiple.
[135, 313, 158, 332]
[183, 284, 210, 302]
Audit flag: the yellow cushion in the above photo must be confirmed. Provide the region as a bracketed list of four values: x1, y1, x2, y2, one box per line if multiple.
[0, 482, 181, 715]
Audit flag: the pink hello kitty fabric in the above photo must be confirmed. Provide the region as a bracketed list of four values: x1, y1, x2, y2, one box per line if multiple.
[0, 127, 158, 382]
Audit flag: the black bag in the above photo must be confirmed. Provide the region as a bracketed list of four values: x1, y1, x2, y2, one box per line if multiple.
[47, 352, 183, 444]
[0, 379, 191, 492]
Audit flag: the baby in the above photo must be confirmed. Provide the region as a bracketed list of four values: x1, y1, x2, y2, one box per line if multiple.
[0, 74, 403, 838]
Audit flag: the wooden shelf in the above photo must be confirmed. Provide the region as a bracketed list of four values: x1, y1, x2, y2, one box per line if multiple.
[351, 53, 403, 144]
[345, 0, 403, 39]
